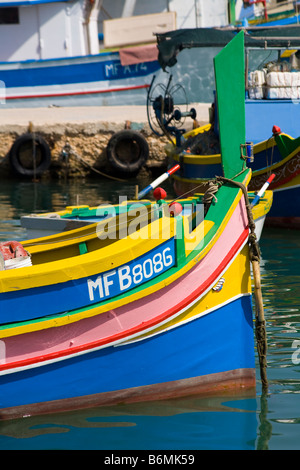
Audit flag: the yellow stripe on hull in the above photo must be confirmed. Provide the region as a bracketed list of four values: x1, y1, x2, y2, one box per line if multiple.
[119, 243, 252, 344]
[251, 190, 273, 219]
[253, 142, 300, 178]
[0, 217, 176, 292]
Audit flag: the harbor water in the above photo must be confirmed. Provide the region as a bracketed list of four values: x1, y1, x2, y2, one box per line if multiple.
[0, 178, 299, 451]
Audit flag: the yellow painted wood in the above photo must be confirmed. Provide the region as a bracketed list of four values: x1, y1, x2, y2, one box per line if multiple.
[119, 243, 252, 344]
[183, 219, 215, 257]
[0, 216, 176, 292]
[253, 145, 300, 177]
[251, 191, 273, 219]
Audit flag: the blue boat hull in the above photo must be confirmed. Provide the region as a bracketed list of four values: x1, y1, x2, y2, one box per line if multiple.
[0, 52, 161, 108]
[245, 99, 300, 143]
[0, 295, 255, 419]
[265, 185, 300, 228]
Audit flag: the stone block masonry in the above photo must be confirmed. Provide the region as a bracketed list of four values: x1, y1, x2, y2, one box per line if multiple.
[0, 105, 209, 180]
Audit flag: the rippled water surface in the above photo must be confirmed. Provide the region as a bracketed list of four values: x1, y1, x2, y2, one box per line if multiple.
[0, 179, 299, 451]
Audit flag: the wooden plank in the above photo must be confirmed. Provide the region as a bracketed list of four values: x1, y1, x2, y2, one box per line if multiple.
[214, 31, 246, 179]
[103, 12, 176, 49]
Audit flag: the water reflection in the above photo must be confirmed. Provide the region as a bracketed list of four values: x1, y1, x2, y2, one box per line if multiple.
[255, 228, 300, 449]
[0, 178, 153, 241]
[0, 179, 136, 215]
[256, 392, 272, 451]
[259, 228, 300, 372]
[0, 394, 258, 450]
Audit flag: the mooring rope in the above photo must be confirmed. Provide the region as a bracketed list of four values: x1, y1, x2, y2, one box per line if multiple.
[60, 142, 127, 183]
[202, 180, 219, 215]
[216, 175, 268, 392]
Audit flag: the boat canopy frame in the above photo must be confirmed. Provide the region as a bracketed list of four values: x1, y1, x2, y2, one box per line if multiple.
[156, 25, 300, 71]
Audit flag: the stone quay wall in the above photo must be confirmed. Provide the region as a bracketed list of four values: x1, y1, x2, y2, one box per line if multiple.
[0, 105, 209, 181]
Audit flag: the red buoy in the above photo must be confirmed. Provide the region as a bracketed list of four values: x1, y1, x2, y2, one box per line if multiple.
[272, 125, 281, 135]
[169, 202, 183, 216]
[153, 187, 167, 200]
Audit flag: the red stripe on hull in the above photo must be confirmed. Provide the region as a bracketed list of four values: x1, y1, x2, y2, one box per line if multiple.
[5, 84, 150, 101]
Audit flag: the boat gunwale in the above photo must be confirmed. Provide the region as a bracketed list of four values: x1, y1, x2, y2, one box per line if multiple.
[0, 174, 250, 292]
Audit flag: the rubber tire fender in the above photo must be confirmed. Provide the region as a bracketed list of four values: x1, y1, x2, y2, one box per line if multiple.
[9, 133, 51, 177]
[106, 130, 149, 174]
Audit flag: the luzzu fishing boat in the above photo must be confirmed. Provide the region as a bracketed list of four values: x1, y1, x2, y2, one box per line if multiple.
[20, 166, 183, 239]
[154, 26, 300, 143]
[0, 0, 163, 108]
[20, 199, 152, 239]
[152, 27, 300, 229]
[20, 187, 272, 241]
[167, 124, 300, 229]
[248, 128, 300, 229]
[0, 32, 270, 420]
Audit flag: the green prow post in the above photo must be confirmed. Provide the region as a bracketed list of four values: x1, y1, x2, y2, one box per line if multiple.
[214, 30, 246, 179]
[214, 30, 268, 392]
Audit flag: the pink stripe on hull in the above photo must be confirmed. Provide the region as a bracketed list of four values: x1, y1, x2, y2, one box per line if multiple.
[2, 197, 249, 368]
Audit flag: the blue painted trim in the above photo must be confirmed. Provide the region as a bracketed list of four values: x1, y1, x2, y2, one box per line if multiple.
[174, 161, 223, 180]
[0, 238, 176, 324]
[269, 185, 300, 217]
[254, 15, 300, 27]
[0, 295, 254, 410]
[0, 0, 72, 6]
[245, 99, 300, 143]
[248, 145, 283, 172]
[0, 51, 119, 67]
[0, 58, 160, 88]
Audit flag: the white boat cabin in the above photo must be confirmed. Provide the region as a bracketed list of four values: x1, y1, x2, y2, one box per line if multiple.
[0, 0, 233, 63]
[0, 0, 101, 62]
